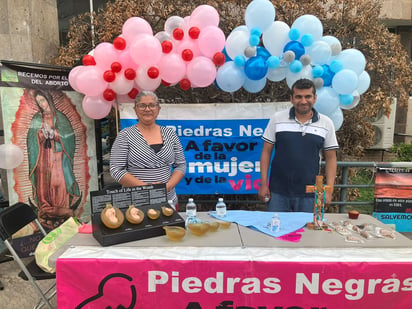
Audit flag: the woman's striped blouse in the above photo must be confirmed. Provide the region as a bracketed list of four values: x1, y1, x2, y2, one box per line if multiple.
[110, 125, 186, 202]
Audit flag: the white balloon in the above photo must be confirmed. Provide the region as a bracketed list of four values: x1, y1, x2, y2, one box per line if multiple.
[111, 71, 134, 94]
[164, 16, 185, 35]
[0, 144, 24, 170]
[225, 29, 250, 60]
[267, 66, 287, 82]
[135, 67, 161, 91]
[340, 90, 361, 110]
[262, 21, 290, 57]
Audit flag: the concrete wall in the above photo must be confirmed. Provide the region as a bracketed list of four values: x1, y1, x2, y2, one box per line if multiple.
[381, 0, 412, 22]
[0, 0, 59, 64]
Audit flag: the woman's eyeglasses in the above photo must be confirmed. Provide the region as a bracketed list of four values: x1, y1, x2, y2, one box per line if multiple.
[135, 103, 159, 110]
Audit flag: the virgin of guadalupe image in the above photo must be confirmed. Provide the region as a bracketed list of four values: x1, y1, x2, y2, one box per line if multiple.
[9, 88, 90, 230]
[19, 90, 84, 229]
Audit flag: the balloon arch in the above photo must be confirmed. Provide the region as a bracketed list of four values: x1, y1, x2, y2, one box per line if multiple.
[69, 0, 370, 130]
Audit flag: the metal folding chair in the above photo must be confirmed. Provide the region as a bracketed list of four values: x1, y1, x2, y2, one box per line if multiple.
[0, 202, 56, 309]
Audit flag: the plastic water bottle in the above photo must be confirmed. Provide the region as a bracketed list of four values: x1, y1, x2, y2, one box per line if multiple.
[215, 197, 227, 217]
[271, 213, 280, 232]
[185, 198, 197, 219]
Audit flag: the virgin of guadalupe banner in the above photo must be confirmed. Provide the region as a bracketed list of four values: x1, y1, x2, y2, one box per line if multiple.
[0, 61, 98, 229]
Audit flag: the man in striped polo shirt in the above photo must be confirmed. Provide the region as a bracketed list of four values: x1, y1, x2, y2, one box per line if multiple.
[258, 79, 339, 212]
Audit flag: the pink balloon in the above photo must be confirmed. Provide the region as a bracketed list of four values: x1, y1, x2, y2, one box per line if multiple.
[135, 67, 161, 91]
[82, 96, 112, 119]
[116, 93, 135, 104]
[118, 49, 138, 70]
[174, 37, 200, 60]
[186, 56, 216, 87]
[110, 71, 135, 94]
[129, 34, 162, 67]
[76, 66, 107, 96]
[122, 17, 153, 43]
[189, 5, 220, 29]
[158, 53, 187, 84]
[68, 66, 84, 92]
[198, 26, 226, 58]
[94, 42, 120, 70]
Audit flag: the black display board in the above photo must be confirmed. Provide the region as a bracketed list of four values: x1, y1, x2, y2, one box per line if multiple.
[90, 184, 185, 246]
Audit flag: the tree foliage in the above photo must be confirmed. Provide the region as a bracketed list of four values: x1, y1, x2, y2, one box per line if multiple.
[52, 0, 412, 158]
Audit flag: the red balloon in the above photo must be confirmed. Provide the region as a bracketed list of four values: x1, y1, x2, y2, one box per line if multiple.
[82, 55, 96, 66]
[213, 52, 226, 66]
[182, 49, 193, 62]
[128, 88, 139, 99]
[147, 66, 159, 79]
[111, 62, 122, 73]
[161, 80, 171, 87]
[179, 78, 191, 90]
[173, 28, 184, 40]
[161, 41, 173, 54]
[188, 27, 200, 39]
[103, 70, 116, 82]
[103, 89, 116, 101]
[113, 37, 126, 50]
[124, 68, 136, 80]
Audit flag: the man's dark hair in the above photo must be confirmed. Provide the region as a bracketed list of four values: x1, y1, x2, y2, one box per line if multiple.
[291, 78, 316, 96]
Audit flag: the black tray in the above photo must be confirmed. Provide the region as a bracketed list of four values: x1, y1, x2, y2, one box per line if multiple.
[92, 203, 185, 246]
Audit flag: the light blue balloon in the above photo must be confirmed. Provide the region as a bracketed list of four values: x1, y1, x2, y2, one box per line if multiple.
[329, 60, 343, 73]
[291, 14, 323, 41]
[335, 48, 366, 75]
[328, 107, 344, 131]
[306, 40, 331, 65]
[250, 27, 262, 37]
[216, 61, 246, 93]
[332, 69, 359, 94]
[288, 28, 300, 41]
[245, 0, 276, 33]
[340, 90, 360, 110]
[289, 60, 303, 73]
[267, 56, 280, 69]
[357, 71, 370, 95]
[321, 35, 342, 55]
[249, 34, 260, 47]
[301, 34, 314, 47]
[243, 77, 267, 93]
[312, 65, 324, 78]
[315, 87, 340, 116]
[339, 94, 354, 105]
[234, 55, 246, 67]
